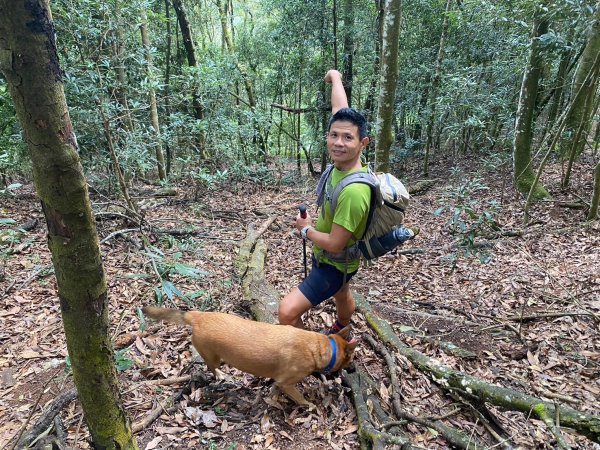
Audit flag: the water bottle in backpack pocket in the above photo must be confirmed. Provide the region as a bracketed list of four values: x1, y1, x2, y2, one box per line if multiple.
[357, 226, 413, 259]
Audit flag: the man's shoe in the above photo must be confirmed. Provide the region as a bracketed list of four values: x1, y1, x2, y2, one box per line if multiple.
[407, 226, 420, 239]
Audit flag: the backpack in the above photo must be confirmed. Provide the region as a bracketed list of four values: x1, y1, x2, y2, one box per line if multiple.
[315, 164, 411, 261]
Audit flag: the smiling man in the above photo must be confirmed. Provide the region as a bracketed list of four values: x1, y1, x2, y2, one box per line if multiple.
[278, 69, 371, 335]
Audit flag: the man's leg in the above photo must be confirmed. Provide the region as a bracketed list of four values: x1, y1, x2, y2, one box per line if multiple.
[278, 287, 313, 328]
[332, 283, 356, 327]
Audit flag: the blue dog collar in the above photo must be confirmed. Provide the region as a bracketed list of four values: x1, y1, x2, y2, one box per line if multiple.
[323, 337, 337, 373]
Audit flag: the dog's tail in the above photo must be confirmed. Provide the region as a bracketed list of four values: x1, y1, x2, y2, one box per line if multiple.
[142, 306, 190, 325]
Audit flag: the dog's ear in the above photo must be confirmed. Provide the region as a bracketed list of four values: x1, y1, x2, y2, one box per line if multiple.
[345, 340, 358, 352]
[336, 325, 352, 340]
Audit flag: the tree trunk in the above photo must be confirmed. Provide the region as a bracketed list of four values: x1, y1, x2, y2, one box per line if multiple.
[171, 0, 208, 158]
[140, 10, 167, 181]
[363, 0, 384, 163]
[588, 161, 600, 220]
[164, 0, 173, 175]
[332, 0, 339, 69]
[422, 0, 452, 177]
[111, 1, 134, 133]
[342, 0, 355, 106]
[374, 0, 402, 172]
[0, 2, 138, 449]
[562, 12, 600, 187]
[512, 12, 550, 199]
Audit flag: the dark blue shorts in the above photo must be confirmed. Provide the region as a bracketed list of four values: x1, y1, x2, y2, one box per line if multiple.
[298, 258, 358, 306]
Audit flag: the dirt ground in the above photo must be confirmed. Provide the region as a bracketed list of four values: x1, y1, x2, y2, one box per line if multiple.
[1, 154, 599, 449]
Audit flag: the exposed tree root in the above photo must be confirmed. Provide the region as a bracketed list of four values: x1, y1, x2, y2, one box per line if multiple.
[355, 293, 600, 444]
[342, 370, 415, 450]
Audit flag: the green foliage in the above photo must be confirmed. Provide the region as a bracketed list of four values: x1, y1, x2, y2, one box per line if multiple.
[114, 346, 135, 372]
[435, 175, 501, 264]
[143, 244, 209, 305]
[0, 183, 23, 197]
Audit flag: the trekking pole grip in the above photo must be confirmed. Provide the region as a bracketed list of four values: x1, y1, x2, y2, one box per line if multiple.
[298, 204, 307, 219]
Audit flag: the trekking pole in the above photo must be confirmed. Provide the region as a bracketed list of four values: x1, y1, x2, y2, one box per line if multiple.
[298, 204, 308, 279]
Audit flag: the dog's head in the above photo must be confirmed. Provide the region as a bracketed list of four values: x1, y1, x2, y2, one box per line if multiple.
[331, 327, 358, 371]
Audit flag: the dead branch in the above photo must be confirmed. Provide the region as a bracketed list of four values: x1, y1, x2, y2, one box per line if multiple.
[506, 311, 595, 322]
[355, 293, 600, 443]
[14, 388, 78, 450]
[140, 375, 192, 386]
[100, 228, 139, 244]
[132, 372, 207, 433]
[270, 103, 319, 114]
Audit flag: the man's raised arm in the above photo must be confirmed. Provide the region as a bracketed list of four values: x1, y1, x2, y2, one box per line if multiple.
[324, 69, 348, 115]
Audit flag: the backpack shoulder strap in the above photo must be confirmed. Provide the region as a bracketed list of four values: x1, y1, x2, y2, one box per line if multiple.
[316, 164, 335, 208]
[328, 171, 379, 215]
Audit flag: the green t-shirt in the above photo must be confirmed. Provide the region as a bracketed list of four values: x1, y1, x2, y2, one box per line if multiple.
[313, 165, 371, 272]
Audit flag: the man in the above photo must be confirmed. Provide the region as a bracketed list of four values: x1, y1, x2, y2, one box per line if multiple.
[278, 69, 371, 334]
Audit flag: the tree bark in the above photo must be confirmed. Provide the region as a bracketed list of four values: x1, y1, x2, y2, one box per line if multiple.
[512, 11, 550, 200]
[562, 11, 600, 187]
[588, 161, 600, 220]
[170, 0, 208, 158]
[140, 10, 167, 181]
[374, 0, 402, 172]
[422, 0, 452, 177]
[342, 0, 355, 106]
[0, 2, 138, 449]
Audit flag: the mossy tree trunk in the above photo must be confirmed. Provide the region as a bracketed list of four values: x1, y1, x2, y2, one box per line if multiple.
[0, 2, 138, 449]
[562, 11, 600, 187]
[512, 12, 550, 200]
[422, 0, 452, 177]
[374, 0, 402, 173]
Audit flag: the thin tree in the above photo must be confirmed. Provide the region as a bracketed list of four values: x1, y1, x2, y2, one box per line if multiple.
[171, 0, 208, 158]
[512, 9, 550, 200]
[140, 10, 167, 181]
[0, 1, 138, 449]
[422, 0, 452, 177]
[562, 11, 600, 188]
[342, 0, 355, 106]
[588, 161, 600, 220]
[374, 0, 402, 173]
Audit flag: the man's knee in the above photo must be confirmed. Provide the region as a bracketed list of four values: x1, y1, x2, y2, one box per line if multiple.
[278, 302, 297, 325]
[278, 288, 312, 326]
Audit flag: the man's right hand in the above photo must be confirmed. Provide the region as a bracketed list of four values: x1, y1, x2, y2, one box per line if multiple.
[324, 69, 342, 84]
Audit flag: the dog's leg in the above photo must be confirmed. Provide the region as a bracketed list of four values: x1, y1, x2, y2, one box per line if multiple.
[191, 339, 223, 380]
[276, 382, 315, 409]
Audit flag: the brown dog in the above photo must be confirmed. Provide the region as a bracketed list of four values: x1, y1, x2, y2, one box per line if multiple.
[142, 306, 357, 406]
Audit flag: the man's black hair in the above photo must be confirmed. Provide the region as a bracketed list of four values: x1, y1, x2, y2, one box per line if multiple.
[328, 107, 368, 139]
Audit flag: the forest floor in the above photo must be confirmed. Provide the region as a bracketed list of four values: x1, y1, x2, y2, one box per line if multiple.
[1, 153, 599, 450]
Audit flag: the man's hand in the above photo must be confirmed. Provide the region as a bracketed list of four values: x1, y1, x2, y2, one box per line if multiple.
[324, 69, 342, 84]
[296, 211, 312, 231]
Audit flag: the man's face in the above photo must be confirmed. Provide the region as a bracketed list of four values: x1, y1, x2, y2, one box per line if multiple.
[326, 120, 369, 170]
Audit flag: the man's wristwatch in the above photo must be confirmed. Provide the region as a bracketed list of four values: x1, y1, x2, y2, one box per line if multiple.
[301, 225, 314, 241]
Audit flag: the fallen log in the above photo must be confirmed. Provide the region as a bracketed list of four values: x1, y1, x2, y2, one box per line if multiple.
[242, 239, 280, 324]
[355, 294, 600, 443]
[235, 219, 280, 323]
